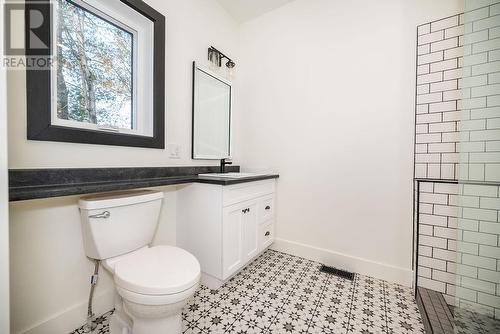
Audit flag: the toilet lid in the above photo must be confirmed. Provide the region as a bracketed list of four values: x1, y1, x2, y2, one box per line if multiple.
[114, 246, 200, 295]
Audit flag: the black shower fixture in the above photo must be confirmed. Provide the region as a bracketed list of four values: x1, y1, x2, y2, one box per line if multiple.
[208, 46, 236, 69]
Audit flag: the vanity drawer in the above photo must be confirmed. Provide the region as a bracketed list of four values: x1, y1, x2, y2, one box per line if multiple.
[258, 196, 274, 224]
[223, 180, 275, 207]
[259, 221, 274, 250]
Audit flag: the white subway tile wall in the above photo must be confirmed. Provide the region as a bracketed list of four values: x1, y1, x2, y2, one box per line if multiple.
[415, 7, 500, 182]
[417, 181, 500, 318]
[462, 1, 500, 182]
[416, 14, 463, 180]
[415, 3, 500, 319]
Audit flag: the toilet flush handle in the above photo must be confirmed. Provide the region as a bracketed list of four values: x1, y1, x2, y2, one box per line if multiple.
[88, 211, 110, 219]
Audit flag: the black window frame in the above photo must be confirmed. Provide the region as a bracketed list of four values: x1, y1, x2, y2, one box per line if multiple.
[25, 0, 166, 149]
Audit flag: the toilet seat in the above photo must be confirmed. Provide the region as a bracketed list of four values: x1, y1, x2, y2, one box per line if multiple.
[116, 282, 199, 306]
[114, 245, 200, 296]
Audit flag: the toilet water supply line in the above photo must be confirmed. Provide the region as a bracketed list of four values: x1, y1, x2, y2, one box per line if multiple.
[85, 259, 101, 333]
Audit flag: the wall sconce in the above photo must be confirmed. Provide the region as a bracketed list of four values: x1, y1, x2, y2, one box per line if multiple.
[208, 46, 236, 78]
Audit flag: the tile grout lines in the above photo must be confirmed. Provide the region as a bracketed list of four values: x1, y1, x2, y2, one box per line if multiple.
[231, 257, 292, 333]
[221, 253, 355, 333]
[184, 272, 235, 332]
[220, 252, 311, 333]
[264, 254, 315, 332]
[382, 280, 389, 334]
[184, 252, 293, 333]
[257, 255, 326, 333]
[185, 286, 219, 332]
[262, 262, 308, 332]
[344, 274, 358, 334]
[304, 270, 332, 333]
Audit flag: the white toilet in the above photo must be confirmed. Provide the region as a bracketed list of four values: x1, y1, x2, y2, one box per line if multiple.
[78, 190, 200, 334]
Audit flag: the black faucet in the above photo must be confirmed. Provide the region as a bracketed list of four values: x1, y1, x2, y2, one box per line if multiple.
[220, 158, 233, 173]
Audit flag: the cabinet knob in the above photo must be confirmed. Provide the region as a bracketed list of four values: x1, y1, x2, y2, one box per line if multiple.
[265, 231, 270, 236]
[265, 206, 271, 210]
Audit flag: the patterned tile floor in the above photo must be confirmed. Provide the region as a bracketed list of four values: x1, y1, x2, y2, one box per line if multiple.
[70, 310, 112, 334]
[453, 307, 500, 334]
[71, 250, 425, 333]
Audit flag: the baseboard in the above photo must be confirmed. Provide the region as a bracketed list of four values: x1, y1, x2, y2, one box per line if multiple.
[201, 272, 224, 290]
[270, 238, 413, 287]
[20, 288, 114, 334]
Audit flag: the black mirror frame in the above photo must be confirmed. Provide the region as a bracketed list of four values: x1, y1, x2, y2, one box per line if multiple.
[191, 61, 232, 160]
[25, 0, 166, 149]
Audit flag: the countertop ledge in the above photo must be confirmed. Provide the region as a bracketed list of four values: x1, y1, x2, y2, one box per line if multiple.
[9, 167, 279, 202]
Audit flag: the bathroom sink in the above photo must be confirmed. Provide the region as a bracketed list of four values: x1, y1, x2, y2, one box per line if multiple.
[198, 172, 268, 179]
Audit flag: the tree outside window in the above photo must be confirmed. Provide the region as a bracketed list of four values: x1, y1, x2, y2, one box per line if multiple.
[56, 0, 134, 130]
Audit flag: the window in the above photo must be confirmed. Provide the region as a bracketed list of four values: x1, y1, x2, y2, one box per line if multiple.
[26, 0, 165, 148]
[54, 0, 135, 132]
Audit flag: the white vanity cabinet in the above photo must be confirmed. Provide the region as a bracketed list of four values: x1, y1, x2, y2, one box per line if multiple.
[177, 179, 276, 289]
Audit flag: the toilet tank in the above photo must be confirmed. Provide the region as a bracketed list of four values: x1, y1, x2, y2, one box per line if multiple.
[78, 190, 164, 260]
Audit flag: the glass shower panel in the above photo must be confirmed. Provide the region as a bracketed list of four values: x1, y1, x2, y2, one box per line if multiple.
[456, 0, 500, 332]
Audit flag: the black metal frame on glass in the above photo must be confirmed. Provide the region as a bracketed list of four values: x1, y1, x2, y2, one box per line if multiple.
[191, 61, 232, 160]
[25, 0, 166, 149]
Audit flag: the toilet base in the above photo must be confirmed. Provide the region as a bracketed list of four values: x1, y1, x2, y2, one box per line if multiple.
[132, 314, 182, 334]
[109, 310, 132, 334]
[110, 309, 182, 334]
[123, 299, 186, 334]
[109, 297, 186, 334]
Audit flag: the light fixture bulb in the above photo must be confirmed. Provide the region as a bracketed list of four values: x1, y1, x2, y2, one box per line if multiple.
[208, 50, 220, 71]
[228, 66, 235, 80]
[225, 60, 235, 79]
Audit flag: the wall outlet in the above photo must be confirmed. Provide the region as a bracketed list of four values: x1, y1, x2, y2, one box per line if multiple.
[167, 144, 181, 159]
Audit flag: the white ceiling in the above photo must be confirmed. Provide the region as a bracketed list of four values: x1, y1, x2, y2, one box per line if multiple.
[217, 0, 295, 23]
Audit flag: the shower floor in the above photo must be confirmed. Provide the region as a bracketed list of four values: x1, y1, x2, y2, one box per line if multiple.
[453, 306, 500, 334]
[417, 286, 500, 334]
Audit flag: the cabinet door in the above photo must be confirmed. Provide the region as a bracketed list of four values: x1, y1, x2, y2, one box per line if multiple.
[259, 221, 275, 251]
[222, 205, 244, 278]
[258, 196, 275, 224]
[242, 202, 259, 261]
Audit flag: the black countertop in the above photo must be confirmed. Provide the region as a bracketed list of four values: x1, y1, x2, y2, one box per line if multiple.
[195, 174, 279, 186]
[9, 166, 279, 201]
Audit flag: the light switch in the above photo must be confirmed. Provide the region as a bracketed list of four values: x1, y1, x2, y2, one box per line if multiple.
[167, 144, 181, 159]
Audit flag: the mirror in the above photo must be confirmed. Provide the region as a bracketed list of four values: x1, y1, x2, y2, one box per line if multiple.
[192, 62, 231, 159]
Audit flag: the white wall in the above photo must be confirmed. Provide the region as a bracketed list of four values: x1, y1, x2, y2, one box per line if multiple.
[1, 0, 10, 332]
[236, 0, 463, 285]
[7, 0, 239, 333]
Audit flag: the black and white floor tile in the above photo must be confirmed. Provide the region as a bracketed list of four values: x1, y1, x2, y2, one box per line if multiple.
[453, 307, 500, 334]
[71, 250, 425, 334]
[70, 310, 113, 334]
